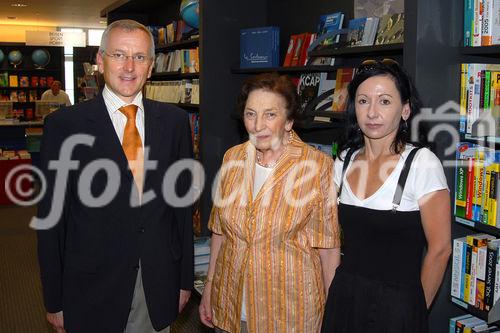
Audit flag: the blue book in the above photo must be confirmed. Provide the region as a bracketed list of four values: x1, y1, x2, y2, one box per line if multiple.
[317, 12, 344, 46]
[347, 18, 368, 47]
[240, 26, 280, 68]
[464, 0, 473, 46]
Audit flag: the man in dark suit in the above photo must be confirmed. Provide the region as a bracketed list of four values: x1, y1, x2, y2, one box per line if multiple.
[35, 19, 193, 333]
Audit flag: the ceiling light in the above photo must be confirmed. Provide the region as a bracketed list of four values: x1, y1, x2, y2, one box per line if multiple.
[99, 20, 107, 24]
[11, 3, 28, 7]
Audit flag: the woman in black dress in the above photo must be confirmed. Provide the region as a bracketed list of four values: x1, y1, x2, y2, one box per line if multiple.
[321, 60, 451, 333]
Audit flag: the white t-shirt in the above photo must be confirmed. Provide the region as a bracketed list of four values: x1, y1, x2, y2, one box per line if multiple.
[334, 145, 449, 211]
[40, 89, 72, 106]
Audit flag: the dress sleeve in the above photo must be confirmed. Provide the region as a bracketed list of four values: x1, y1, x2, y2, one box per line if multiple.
[307, 155, 341, 248]
[409, 148, 449, 201]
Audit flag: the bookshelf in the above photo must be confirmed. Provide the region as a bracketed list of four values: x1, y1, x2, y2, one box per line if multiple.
[449, 1, 500, 327]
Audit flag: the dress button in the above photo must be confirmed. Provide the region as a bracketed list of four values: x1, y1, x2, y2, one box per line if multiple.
[139, 227, 145, 233]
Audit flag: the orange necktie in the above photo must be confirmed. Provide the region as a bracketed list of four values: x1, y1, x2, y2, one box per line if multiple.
[119, 104, 144, 195]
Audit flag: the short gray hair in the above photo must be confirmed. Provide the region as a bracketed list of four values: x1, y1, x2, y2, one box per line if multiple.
[99, 19, 155, 58]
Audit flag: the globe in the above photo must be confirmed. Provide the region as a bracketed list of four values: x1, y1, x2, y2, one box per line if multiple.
[32, 49, 50, 69]
[8, 50, 22, 68]
[0, 49, 4, 64]
[180, 0, 199, 28]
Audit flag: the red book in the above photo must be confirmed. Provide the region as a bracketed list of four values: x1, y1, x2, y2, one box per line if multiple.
[283, 35, 298, 67]
[298, 33, 314, 66]
[290, 33, 307, 66]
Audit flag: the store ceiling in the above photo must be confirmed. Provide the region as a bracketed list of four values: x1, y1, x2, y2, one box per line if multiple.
[0, 0, 118, 28]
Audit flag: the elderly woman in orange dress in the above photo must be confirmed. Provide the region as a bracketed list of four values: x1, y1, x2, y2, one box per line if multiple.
[199, 73, 341, 333]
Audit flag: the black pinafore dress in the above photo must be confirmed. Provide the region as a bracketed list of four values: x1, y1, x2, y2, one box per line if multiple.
[321, 148, 429, 333]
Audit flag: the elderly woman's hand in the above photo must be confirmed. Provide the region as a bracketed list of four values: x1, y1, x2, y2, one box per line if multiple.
[199, 280, 214, 327]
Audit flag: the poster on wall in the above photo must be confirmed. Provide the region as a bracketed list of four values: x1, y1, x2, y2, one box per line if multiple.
[354, 0, 404, 18]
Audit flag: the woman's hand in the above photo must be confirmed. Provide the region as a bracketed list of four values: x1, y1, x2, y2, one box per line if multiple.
[199, 281, 214, 327]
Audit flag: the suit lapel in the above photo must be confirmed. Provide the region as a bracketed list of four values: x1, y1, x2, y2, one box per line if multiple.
[143, 98, 162, 190]
[84, 94, 133, 181]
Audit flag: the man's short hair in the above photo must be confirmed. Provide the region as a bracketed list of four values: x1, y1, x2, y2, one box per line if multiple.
[98, 19, 155, 58]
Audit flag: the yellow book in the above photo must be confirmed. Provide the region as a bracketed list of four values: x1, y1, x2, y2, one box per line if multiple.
[484, 164, 493, 225]
[473, 150, 485, 222]
[8, 75, 18, 87]
[489, 163, 499, 226]
[461, 64, 468, 133]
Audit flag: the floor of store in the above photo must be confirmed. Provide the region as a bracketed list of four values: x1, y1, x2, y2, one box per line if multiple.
[0, 205, 212, 333]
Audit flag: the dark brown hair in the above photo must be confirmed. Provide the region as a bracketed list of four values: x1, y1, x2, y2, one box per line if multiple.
[341, 60, 423, 156]
[237, 73, 300, 121]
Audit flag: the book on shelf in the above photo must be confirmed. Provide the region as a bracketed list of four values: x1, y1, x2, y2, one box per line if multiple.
[29, 90, 37, 102]
[9, 91, 18, 102]
[316, 12, 344, 47]
[451, 314, 490, 332]
[375, 13, 404, 45]
[19, 76, 29, 87]
[316, 72, 336, 111]
[463, 0, 500, 46]
[191, 79, 200, 105]
[452, 234, 499, 311]
[283, 35, 297, 67]
[297, 72, 321, 113]
[154, 48, 199, 73]
[145, 79, 198, 105]
[30, 76, 39, 87]
[346, 17, 379, 47]
[166, 21, 177, 44]
[0, 72, 7, 87]
[18, 91, 26, 102]
[459, 63, 500, 136]
[332, 68, 354, 112]
[455, 142, 500, 225]
[188, 113, 200, 159]
[180, 80, 192, 104]
[288, 33, 309, 67]
[147, 26, 164, 46]
[240, 26, 280, 68]
[9, 75, 18, 88]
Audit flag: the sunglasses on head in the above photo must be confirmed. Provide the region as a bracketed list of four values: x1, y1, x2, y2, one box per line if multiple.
[357, 58, 400, 73]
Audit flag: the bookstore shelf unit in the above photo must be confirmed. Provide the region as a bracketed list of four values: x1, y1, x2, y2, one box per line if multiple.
[450, 2, 500, 326]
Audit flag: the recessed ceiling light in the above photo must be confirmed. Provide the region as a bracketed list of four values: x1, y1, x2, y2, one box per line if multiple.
[7, 16, 17, 19]
[11, 3, 28, 7]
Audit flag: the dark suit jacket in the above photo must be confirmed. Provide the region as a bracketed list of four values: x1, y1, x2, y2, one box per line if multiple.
[36, 94, 194, 333]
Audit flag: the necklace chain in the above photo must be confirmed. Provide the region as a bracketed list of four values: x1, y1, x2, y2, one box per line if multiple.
[255, 131, 293, 168]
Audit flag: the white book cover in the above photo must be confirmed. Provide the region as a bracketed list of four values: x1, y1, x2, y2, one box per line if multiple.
[478, 245, 488, 281]
[452, 237, 466, 298]
[473, 0, 483, 46]
[470, 248, 478, 305]
[482, 0, 494, 45]
[493, 0, 500, 44]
